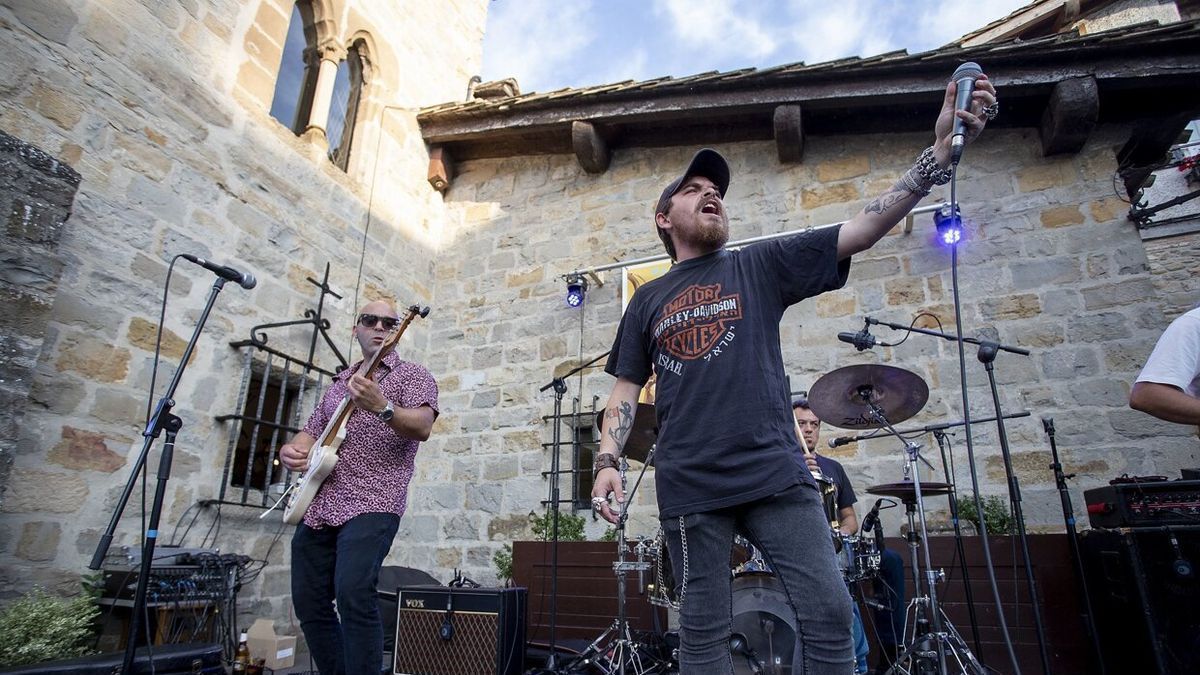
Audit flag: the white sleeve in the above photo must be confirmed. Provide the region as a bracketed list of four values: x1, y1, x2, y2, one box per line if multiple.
[1135, 309, 1200, 397]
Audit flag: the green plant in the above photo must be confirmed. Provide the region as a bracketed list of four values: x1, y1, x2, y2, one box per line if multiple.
[0, 580, 100, 666]
[529, 510, 586, 542]
[599, 528, 618, 542]
[493, 510, 591, 582]
[493, 545, 514, 583]
[955, 494, 1015, 535]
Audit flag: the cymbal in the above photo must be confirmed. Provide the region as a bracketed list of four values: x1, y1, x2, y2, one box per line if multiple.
[594, 402, 657, 463]
[807, 364, 929, 429]
[867, 481, 953, 503]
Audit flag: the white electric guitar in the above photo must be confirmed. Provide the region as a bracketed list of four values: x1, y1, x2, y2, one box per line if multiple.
[281, 305, 429, 525]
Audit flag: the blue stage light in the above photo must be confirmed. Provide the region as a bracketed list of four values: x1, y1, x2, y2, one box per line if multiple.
[933, 204, 963, 246]
[565, 275, 588, 307]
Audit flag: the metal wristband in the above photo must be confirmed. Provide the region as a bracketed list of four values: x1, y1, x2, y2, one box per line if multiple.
[593, 453, 620, 478]
[914, 146, 953, 186]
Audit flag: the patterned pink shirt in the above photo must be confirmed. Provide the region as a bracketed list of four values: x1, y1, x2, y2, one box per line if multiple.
[300, 351, 439, 528]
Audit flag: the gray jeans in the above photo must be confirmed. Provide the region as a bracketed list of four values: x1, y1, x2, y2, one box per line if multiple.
[662, 483, 854, 674]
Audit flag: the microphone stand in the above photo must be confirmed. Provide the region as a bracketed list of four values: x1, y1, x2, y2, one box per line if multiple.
[536, 351, 609, 673]
[1043, 419, 1105, 675]
[978, 341, 1052, 675]
[89, 277, 228, 674]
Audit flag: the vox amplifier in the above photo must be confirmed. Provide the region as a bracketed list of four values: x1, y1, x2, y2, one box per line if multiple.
[393, 586, 526, 675]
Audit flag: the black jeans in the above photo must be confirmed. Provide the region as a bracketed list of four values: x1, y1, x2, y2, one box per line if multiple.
[291, 512, 400, 675]
[662, 483, 855, 674]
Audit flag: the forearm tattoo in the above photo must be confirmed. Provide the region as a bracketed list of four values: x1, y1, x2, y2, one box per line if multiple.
[864, 187, 911, 215]
[605, 400, 634, 448]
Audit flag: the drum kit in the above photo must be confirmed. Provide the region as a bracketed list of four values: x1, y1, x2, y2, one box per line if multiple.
[570, 364, 984, 675]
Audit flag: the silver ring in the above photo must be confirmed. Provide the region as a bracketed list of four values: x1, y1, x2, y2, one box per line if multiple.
[591, 496, 606, 509]
[982, 102, 999, 121]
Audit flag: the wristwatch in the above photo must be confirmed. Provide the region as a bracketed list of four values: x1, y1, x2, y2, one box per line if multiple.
[377, 400, 394, 422]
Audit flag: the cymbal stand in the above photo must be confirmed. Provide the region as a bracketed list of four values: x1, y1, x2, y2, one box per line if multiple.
[856, 391, 983, 675]
[571, 448, 669, 675]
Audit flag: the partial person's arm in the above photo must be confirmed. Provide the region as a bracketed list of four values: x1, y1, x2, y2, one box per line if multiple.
[279, 431, 317, 472]
[838, 506, 859, 536]
[837, 75, 996, 259]
[592, 377, 644, 524]
[347, 373, 434, 440]
[1130, 382, 1200, 426]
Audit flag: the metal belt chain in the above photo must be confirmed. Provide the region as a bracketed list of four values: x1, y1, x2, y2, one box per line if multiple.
[676, 515, 689, 608]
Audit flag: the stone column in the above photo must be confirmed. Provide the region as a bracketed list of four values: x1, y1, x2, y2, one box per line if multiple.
[0, 130, 81, 508]
[301, 38, 347, 148]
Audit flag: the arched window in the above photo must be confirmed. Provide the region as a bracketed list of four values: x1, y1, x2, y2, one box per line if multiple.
[327, 44, 364, 171]
[269, 3, 318, 133]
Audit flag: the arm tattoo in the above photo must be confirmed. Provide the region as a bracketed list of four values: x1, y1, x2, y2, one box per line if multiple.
[864, 187, 909, 215]
[605, 400, 634, 448]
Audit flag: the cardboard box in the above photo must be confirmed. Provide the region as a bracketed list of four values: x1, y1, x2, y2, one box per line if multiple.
[246, 618, 297, 670]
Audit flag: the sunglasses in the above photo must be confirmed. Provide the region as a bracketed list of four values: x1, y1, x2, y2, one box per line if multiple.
[358, 313, 399, 330]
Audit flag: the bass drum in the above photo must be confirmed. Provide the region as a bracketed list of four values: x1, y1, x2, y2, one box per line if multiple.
[730, 574, 798, 674]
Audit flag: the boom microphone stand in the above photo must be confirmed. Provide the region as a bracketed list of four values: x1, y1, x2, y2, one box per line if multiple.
[536, 351, 610, 673]
[1043, 418, 1105, 675]
[89, 276, 230, 674]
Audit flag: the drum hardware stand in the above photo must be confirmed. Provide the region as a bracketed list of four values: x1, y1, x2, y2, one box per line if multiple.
[1043, 418, 1105, 675]
[569, 449, 670, 675]
[853, 392, 983, 675]
[930, 429, 982, 656]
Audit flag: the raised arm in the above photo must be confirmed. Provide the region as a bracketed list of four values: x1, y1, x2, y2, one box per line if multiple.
[837, 74, 997, 260]
[592, 377, 644, 524]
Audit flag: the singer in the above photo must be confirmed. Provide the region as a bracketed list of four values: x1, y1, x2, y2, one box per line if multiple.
[593, 67, 995, 673]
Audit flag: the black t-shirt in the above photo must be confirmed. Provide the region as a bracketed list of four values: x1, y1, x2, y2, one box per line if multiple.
[814, 453, 858, 512]
[605, 226, 850, 518]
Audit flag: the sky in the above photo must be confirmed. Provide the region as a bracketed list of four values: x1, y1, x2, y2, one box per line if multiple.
[481, 0, 1033, 94]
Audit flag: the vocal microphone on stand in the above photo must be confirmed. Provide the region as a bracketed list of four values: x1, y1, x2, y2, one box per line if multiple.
[181, 254, 257, 289]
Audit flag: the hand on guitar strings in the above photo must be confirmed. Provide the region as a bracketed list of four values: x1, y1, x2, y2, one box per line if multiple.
[347, 373, 388, 414]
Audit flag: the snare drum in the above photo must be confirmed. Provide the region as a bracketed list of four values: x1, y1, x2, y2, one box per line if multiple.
[836, 534, 882, 583]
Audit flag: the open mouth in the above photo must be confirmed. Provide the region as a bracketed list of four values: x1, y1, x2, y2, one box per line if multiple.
[700, 200, 720, 215]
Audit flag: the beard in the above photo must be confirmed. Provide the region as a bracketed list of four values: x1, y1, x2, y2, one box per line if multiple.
[691, 213, 729, 251]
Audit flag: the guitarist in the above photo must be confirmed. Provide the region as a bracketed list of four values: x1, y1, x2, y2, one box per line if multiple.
[279, 299, 438, 675]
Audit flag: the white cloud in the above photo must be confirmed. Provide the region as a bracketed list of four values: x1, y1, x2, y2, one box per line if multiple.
[480, 0, 597, 93]
[654, 0, 779, 61]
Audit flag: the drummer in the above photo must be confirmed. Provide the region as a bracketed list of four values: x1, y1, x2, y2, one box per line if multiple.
[793, 396, 858, 535]
[792, 397, 868, 674]
[795, 395, 906, 675]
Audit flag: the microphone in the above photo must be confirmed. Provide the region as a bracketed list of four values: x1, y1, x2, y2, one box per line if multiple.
[828, 435, 855, 449]
[949, 62, 983, 165]
[861, 498, 884, 533]
[837, 330, 876, 351]
[181, 254, 257, 289]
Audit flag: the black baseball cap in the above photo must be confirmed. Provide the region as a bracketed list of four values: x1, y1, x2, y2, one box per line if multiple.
[653, 148, 731, 220]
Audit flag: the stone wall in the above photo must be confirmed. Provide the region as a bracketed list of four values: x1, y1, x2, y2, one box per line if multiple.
[0, 0, 487, 629]
[0, 130, 81, 516]
[1143, 232, 1200, 318]
[423, 126, 1200, 576]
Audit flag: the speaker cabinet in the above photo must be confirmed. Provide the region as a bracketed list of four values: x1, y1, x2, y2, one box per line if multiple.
[1081, 527, 1200, 675]
[393, 586, 525, 675]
